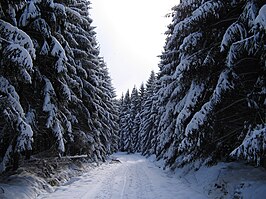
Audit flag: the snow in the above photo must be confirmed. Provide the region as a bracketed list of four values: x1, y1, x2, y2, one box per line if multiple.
[38, 41, 49, 55]
[19, 1, 41, 27]
[1, 153, 266, 199]
[254, 4, 266, 31]
[37, 153, 206, 199]
[53, 121, 65, 153]
[15, 117, 34, 152]
[231, 124, 266, 165]
[51, 37, 67, 60]
[66, 7, 82, 24]
[42, 78, 56, 113]
[220, 22, 247, 52]
[54, 3, 66, 18]
[31, 19, 51, 39]
[175, 81, 205, 135]
[0, 19, 36, 58]
[25, 108, 36, 126]
[241, 1, 259, 29]
[174, 160, 266, 199]
[181, 70, 235, 148]
[0, 76, 22, 114]
[178, 0, 201, 10]
[3, 43, 33, 70]
[179, 32, 203, 58]
[42, 77, 65, 152]
[167, 0, 224, 49]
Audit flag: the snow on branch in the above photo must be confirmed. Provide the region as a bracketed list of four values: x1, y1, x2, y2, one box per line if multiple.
[179, 70, 236, 151]
[227, 34, 260, 67]
[0, 76, 24, 116]
[253, 4, 266, 31]
[54, 3, 67, 19]
[15, 117, 34, 152]
[191, 0, 224, 21]
[50, 36, 68, 73]
[3, 44, 33, 83]
[43, 77, 56, 128]
[178, 0, 201, 11]
[0, 19, 35, 58]
[175, 81, 206, 136]
[240, 1, 260, 29]
[173, 53, 203, 79]
[179, 32, 203, 58]
[58, 79, 71, 101]
[231, 124, 266, 166]
[42, 77, 65, 153]
[226, 4, 266, 67]
[167, 0, 224, 49]
[30, 18, 51, 38]
[19, 0, 41, 27]
[51, 36, 67, 59]
[66, 7, 82, 24]
[0, 76, 33, 172]
[220, 22, 247, 52]
[53, 120, 65, 153]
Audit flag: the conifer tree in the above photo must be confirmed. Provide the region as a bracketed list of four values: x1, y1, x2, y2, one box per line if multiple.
[129, 86, 141, 153]
[153, 0, 266, 168]
[0, 0, 118, 172]
[140, 71, 157, 156]
[119, 90, 131, 152]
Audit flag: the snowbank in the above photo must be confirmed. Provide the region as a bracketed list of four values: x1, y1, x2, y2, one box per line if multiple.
[1, 154, 266, 199]
[148, 155, 266, 199]
[0, 156, 99, 199]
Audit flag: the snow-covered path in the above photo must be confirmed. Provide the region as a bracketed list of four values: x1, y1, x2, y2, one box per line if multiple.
[37, 153, 207, 199]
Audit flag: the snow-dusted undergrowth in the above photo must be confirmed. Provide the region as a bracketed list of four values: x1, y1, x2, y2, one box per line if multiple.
[0, 156, 98, 199]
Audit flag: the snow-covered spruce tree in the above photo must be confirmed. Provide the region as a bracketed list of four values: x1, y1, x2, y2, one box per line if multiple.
[153, 0, 265, 168]
[129, 86, 141, 153]
[0, 0, 118, 172]
[0, 18, 35, 171]
[119, 86, 144, 153]
[140, 71, 158, 156]
[36, 0, 118, 161]
[228, 2, 266, 166]
[135, 83, 145, 152]
[98, 60, 120, 154]
[118, 94, 125, 150]
[119, 90, 132, 152]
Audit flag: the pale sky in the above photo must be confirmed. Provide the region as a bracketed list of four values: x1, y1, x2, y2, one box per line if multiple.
[90, 0, 178, 97]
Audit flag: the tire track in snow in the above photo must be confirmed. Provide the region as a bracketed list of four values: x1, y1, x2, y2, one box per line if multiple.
[120, 165, 128, 199]
[37, 152, 208, 199]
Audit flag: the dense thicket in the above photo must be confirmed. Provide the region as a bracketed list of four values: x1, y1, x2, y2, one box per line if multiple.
[0, 0, 119, 172]
[119, 0, 266, 168]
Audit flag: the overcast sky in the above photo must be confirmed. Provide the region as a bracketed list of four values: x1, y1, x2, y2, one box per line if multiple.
[90, 0, 178, 97]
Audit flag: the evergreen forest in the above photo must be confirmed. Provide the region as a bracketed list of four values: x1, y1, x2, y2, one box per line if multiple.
[119, 0, 266, 169]
[0, 0, 265, 175]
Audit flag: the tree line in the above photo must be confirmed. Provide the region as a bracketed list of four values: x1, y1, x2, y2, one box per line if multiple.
[0, 0, 265, 173]
[0, 0, 119, 172]
[119, 0, 266, 169]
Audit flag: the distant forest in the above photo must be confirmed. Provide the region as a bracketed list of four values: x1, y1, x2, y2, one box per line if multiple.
[0, 0, 265, 173]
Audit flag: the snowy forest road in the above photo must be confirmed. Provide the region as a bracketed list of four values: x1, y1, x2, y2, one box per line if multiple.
[37, 153, 207, 199]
